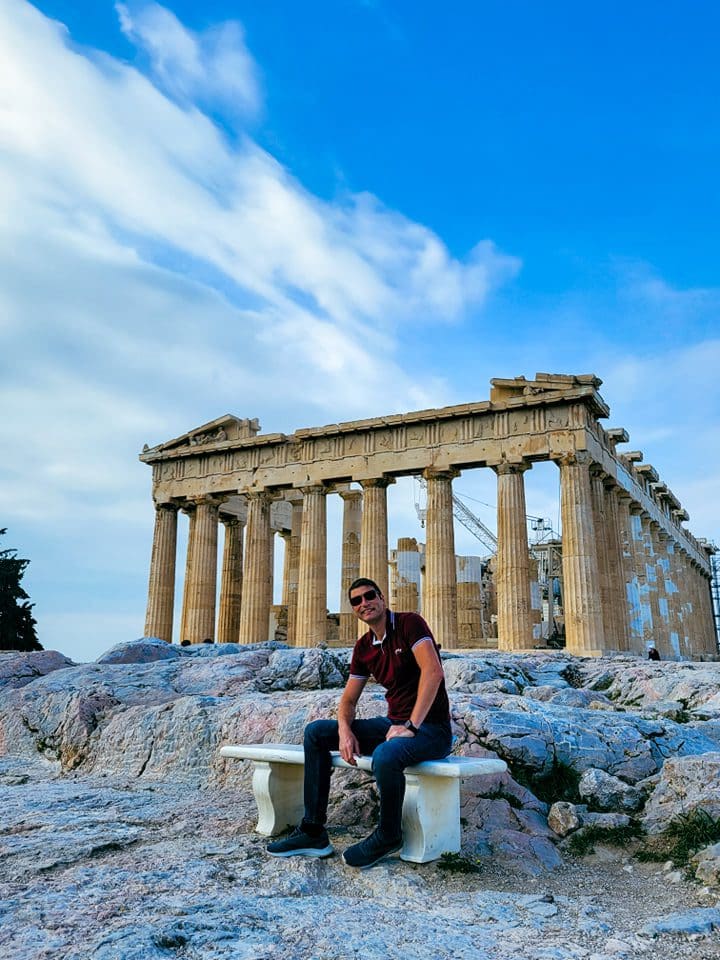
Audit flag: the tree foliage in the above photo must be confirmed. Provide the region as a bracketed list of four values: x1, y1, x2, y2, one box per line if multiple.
[0, 529, 42, 651]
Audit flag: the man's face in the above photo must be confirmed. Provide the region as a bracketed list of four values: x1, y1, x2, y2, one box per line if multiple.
[349, 585, 386, 623]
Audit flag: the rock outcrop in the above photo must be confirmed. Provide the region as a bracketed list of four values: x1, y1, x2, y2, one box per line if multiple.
[2, 643, 720, 959]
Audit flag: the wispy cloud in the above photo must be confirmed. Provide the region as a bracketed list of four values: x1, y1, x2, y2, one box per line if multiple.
[0, 0, 518, 534]
[116, 1, 261, 119]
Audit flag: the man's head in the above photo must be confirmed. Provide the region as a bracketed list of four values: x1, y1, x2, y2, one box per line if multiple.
[348, 577, 386, 625]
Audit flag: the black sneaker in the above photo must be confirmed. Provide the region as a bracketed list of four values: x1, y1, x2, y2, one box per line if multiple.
[266, 825, 334, 858]
[342, 830, 402, 869]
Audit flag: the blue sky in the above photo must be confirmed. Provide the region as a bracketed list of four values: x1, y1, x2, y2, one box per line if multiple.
[1, 0, 718, 662]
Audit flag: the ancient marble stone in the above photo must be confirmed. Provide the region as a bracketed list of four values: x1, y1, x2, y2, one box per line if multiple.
[578, 769, 644, 813]
[548, 802, 584, 837]
[642, 753, 720, 834]
[692, 843, 720, 886]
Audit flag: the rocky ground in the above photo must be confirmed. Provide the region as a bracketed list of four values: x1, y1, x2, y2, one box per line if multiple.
[1, 641, 720, 959]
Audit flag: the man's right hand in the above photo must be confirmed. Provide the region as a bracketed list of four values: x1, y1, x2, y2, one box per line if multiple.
[339, 728, 360, 765]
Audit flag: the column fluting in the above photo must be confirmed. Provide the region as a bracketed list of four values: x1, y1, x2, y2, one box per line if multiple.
[238, 491, 273, 645]
[184, 497, 220, 643]
[558, 452, 605, 656]
[339, 489, 363, 643]
[423, 469, 459, 649]
[359, 478, 393, 602]
[217, 515, 244, 644]
[493, 461, 533, 651]
[285, 496, 303, 645]
[295, 485, 328, 647]
[144, 501, 179, 642]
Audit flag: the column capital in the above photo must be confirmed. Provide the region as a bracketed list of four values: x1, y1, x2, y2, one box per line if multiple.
[219, 512, 243, 528]
[190, 494, 223, 509]
[153, 499, 180, 513]
[338, 488, 363, 503]
[359, 477, 395, 490]
[244, 488, 274, 504]
[554, 450, 593, 468]
[422, 466, 460, 482]
[490, 459, 531, 476]
[300, 484, 328, 497]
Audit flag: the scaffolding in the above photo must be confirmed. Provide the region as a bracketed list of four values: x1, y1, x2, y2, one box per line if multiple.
[711, 552, 720, 653]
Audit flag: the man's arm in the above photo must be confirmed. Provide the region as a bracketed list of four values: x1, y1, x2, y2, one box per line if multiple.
[386, 639, 444, 740]
[337, 676, 367, 764]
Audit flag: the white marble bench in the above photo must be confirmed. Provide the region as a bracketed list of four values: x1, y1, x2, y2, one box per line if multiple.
[220, 742, 507, 864]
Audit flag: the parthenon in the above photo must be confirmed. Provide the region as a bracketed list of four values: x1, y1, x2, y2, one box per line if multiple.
[140, 373, 718, 660]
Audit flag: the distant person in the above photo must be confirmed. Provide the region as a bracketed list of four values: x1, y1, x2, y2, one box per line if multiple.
[647, 646, 661, 661]
[267, 576, 451, 869]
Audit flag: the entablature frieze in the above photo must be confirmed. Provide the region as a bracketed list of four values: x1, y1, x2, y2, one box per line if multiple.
[147, 399, 601, 500]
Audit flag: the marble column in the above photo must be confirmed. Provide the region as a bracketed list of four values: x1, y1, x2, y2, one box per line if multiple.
[359, 478, 393, 602]
[558, 452, 605, 656]
[590, 470, 614, 651]
[648, 521, 670, 657]
[217, 515, 244, 644]
[493, 462, 533, 651]
[280, 531, 292, 606]
[339, 489, 363, 643]
[295, 485, 327, 647]
[642, 516, 662, 651]
[238, 490, 273, 645]
[423, 468, 459, 649]
[395, 537, 421, 614]
[675, 549, 692, 657]
[456, 555, 483, 647]
[144, 501, 179, 642]
[617, 493, 642, 651]
[604, 482, 630, 651]
[178, 503, 196, 644]
[629, 506, 653, 652]
[183, 497, 220, 644]
[662, 538, 682, 658]
[285, 496, 304, 645]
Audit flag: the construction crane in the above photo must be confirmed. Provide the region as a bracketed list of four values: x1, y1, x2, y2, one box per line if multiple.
[414, 479, 554, 556]
[414, 478, 497, 554]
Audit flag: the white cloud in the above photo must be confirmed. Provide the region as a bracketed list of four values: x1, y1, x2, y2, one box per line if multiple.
[116, 1, 261, 118]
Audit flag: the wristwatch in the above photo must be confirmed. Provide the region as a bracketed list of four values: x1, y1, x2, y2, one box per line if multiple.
[404, 720, 419, 734]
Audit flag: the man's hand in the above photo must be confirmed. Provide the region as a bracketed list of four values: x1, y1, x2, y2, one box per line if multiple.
[339, 728, 361, 764]
[386, 724, 415, 740]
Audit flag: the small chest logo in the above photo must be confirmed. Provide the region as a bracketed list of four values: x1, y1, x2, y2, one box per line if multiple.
[395, 648, 403, 655]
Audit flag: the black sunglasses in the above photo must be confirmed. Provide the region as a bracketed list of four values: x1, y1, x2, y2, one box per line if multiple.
[349, 589, 379, 607]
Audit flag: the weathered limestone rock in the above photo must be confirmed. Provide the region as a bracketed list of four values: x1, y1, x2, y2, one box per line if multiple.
[642, 753, 720, 834]
[690, 843, 720, 887]
[548, 801, 584, 837]
[692, 843, 720, 886]
[97, 636, 184, 664]
[0, 649, 75, 689]
[578, 768, 644, 813]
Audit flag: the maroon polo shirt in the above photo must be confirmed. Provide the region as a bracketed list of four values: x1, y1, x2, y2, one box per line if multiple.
[349, 610, 450, 727]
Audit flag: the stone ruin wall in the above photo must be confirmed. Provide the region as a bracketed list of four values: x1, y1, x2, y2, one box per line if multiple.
[140, 373, 718, 660]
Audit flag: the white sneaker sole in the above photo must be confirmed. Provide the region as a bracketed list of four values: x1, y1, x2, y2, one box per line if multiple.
[267, 845, 334, 858]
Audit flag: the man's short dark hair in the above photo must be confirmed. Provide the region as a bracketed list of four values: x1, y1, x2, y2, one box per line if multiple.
[348, 577, 383, 600]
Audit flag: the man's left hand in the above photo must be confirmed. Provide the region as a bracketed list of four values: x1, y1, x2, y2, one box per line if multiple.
[386, 724, 415, 740]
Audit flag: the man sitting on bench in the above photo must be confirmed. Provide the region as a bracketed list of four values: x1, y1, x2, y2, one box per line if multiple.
[267, 576, 452, 868]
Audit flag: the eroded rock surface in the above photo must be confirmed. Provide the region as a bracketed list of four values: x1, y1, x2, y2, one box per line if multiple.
[2, 644, 720, 958]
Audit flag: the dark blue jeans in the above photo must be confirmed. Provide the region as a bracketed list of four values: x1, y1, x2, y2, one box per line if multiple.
[303, 717, 452, 842]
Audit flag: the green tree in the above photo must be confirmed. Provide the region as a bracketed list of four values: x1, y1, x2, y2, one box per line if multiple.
[0, 529, 42, 651]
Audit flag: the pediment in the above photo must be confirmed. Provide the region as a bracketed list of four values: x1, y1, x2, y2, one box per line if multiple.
[145, 415, 260, 454]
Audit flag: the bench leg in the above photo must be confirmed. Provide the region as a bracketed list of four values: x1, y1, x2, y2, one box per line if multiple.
[400, 774, 461, 864]
[252, 761, 305, 836]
